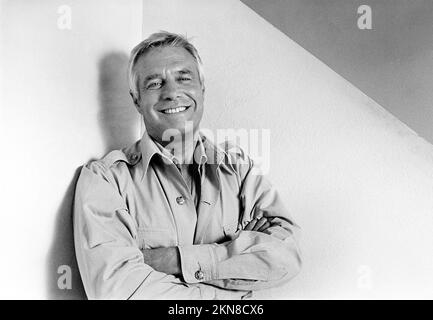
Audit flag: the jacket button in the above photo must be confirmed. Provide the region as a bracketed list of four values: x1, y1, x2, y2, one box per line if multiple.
[176, 196, 185, 205]
[195, 270, 204, 281]
[129, 153, 138, 161]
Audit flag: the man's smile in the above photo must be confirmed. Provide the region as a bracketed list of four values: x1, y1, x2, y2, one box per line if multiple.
[159, 104, 192, 115]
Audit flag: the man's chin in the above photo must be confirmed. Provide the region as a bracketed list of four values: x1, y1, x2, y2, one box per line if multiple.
[155, 122, 197, 141]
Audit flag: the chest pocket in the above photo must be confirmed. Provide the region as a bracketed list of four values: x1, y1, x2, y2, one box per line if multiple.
[137, 228, 177, 249]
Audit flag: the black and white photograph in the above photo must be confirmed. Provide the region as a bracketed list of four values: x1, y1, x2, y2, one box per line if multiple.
[1, 0, 433, 303]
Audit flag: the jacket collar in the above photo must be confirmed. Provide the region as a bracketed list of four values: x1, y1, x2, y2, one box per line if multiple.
[135, 131, 235, 179]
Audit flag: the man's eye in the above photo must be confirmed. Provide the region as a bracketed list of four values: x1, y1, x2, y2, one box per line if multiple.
[178, 77, 191, 82]
[146, 81, 162, 89]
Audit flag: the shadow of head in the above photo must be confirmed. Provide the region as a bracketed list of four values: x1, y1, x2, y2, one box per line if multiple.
[46, 167, 87, 299]
[46, 51, 142, 300]
[97, 51, 141, 152]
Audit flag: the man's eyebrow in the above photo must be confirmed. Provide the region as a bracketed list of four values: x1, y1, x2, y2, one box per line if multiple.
[176, 68, 193, 76]
[142, 69, 194, 83]
[143, 73, 161, 82]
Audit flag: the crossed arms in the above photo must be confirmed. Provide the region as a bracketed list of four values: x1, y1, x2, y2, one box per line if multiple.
[141, 216, 275, 276]
[73, 155, 301, 299]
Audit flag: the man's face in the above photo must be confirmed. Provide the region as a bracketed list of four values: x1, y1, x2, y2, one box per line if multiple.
[132, 46, 204, 142]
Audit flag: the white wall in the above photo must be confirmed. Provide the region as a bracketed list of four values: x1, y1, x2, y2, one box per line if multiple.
[0, 0, 142, 299]
[1, 0, 433, 299]
[141, 0, 433, 299]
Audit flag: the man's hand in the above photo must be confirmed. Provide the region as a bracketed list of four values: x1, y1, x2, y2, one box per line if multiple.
[141, 247, 181, 276]
[141, 217, 273, 276]
[244, 216, 272, 232]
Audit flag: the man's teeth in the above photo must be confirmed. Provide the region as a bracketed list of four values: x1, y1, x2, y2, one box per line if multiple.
[163, 106, 187, 114]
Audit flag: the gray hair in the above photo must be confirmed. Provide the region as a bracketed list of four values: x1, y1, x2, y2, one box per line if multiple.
[128, 31, 204, 101]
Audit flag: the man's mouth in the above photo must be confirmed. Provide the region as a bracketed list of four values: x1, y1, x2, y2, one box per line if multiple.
[160, 105, 190, 114]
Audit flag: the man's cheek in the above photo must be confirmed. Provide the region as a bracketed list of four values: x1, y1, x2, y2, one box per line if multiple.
[193, 93, 204, 108]
[186, 86, 202, 99]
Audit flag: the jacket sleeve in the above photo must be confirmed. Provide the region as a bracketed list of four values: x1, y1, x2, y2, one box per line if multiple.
[73, 161, 249, 299]
[178, 147, 302, 291]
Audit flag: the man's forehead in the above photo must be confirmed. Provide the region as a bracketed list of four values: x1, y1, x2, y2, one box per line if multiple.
[134, 46, 197, 74]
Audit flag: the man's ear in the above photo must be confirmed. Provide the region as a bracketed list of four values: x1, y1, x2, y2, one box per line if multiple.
[129, 90, 140, 110]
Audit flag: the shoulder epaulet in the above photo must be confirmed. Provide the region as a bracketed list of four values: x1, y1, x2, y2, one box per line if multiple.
[98, 140, 142, 169]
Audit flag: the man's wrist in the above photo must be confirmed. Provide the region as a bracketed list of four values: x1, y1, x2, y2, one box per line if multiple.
[141, 247, 181, 276]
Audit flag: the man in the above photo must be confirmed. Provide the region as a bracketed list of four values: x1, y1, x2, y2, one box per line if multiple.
[73, 31, 301, 299]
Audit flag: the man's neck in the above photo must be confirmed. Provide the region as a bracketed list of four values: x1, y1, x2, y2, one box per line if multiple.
[153, 130, 199, 165]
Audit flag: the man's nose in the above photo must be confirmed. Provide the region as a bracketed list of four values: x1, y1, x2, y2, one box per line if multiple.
[161, 80, 179, 101]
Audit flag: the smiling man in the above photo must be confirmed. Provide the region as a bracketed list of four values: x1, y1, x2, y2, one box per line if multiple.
[73, 31, 302, 299]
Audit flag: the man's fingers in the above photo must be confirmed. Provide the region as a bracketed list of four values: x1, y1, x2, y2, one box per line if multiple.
[244, 218, 257, 231]
[245, 217, 273, 232]
[257, 221, 271, 232]
[252, 217, 268, 231]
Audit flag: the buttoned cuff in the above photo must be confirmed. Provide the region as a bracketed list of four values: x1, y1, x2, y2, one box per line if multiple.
[178, 244, 219, 283]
